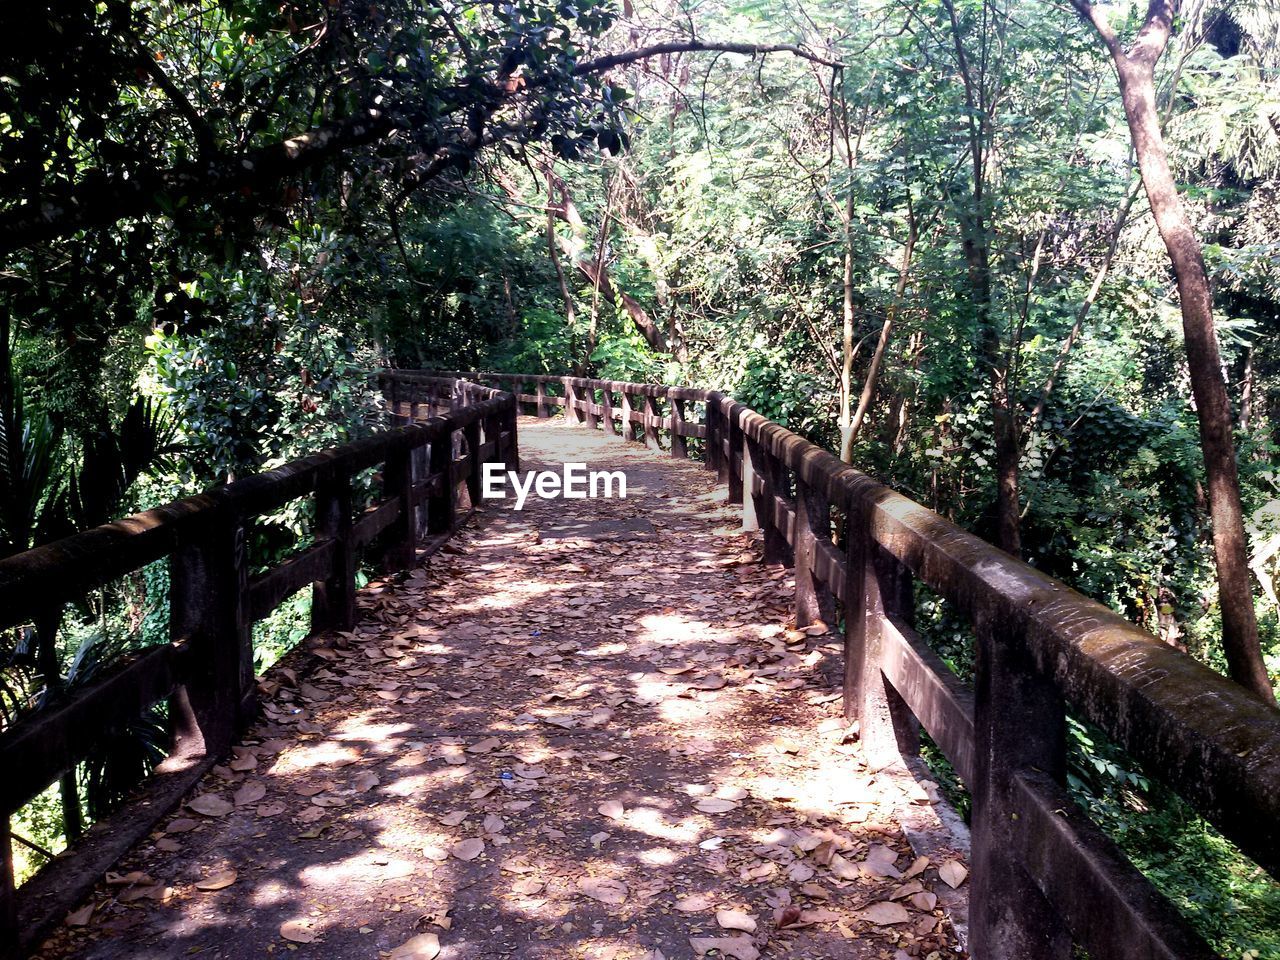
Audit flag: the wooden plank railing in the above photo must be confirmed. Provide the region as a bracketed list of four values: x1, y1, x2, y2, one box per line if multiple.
[422, 369, 1279, 960]
[0, 375, 516, 958]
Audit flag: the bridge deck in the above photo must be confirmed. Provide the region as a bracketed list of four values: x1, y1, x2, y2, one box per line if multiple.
[36, 420, 966, 960]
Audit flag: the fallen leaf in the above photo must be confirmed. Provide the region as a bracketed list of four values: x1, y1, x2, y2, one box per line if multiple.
[939, 860, 968, 889]
[910, 891, 938, 911]
[578, 876, 628, 905]
[716, 908, 757, 932]
[280, 919, 317, 943]
[353, 771, 380, 792]
[233, 782, 266, 806]
[450, 838, 485, 861]
[195, 869, 238, 892]
[389, 932, 441, 959]
[694, 798, 738, 814]
[65, 904, 94, 927]
[598, 800, 625, 820]
[187, 794, 232, 818]
[857, 901, 911, 926]
[689, 936, 759, 960]
[674, 893, 713, 912]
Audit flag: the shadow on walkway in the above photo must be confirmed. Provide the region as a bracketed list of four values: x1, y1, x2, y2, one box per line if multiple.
[35, 419, 968, 960]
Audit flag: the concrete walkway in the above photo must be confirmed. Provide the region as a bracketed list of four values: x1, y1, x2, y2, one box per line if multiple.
[36, 419, 967, 960]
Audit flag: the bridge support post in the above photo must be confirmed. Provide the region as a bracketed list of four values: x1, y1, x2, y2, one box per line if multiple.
[794, 477, 835, 628]
[619, 390, 636, 441]
[705, 402, 723, 477]
[381, 447, 416, 572]
[643, 395, 663, 451]
[536, 380, 550, 419]
[503, 405, 520, 474]
[971, 613, 1072, 960]
[741, 440, 759, 532]
[726, 408, 743, 504]
[313, 466, 357, 632]
[564, 378, 582, 425]
[843, 496, 918, 769]
[171, 509, 253, 755]
[463, 420, 483, 509]
[427, 431, 455, 534]
[670, 397, 688, 458]
[584, 383, 600, 431]
[602, 385, 618, 436]
[747, 436, 790, 565]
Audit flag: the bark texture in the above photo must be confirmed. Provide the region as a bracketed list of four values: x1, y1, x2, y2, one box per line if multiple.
[1071, 0, 1274, 702]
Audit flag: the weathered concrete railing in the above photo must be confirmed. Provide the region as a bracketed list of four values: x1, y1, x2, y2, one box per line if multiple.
[426, 369, 1279, 960]
[0, 375, 515, 957]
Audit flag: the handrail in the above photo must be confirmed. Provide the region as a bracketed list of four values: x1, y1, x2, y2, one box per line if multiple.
[425, 369, 1276, 960]
[0, 374, 517, 957]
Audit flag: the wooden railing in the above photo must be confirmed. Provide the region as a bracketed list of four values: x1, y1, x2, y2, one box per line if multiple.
[429, 370, 1280, 960]
[0, 375, 516, 957]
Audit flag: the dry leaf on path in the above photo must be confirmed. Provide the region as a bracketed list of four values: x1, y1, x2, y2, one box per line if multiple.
[689, 936, 760, 960]
[938, 860, 968, 888]
[279, 920, 317, 943]
[65, 904, 94, 927]
[857, 901, 911, 926]
[577, 876, 628, 905]
[233, 782, 266, 806]
[694, 797, 738, 814]
[194, 869, 237, 892]
[450, 838, 485, 861]
[598, 800, 625, 820]
[674, 893, 714, 912]
[187, 794, 232, 818]
[389, 932, 441, 959]
[716, 908, 758, 932]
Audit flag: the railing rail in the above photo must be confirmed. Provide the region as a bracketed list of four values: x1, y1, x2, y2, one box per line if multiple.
[427, 369, 1279, 960]
[0, 374, 516, 957]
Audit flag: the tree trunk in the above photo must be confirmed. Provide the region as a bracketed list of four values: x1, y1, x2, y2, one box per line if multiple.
[1071, 0, 1273, 702]
[846, 208, 918, 450]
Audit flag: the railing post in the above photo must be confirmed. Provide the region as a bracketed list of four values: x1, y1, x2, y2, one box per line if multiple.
[620, 390, 636, 442]
[643, 395, 662, 450]
[602, 385, 618, 436]
[971, 613, 1072, 959]
[504, 401, 520, 473]
[716, 401, 732, 486]
[843, 492, 920, 768]
[427, 429, 456, 534]
[463, 418, 483, 508]
[741, 439, 759, 531]
[726, 407, 744, 504]
[794, 475, 835, 628]
[747, 437, 790, 564]
[705, 402, 723, 475]
[670, 396, 688, 458]
[312, 466, 356, 632]
[564, 377, 582, 425]
[381, 445, 416, 572]
[536, 380, 550, 419]
[171, 507, 253, 755]
[584, 383, 600, 431]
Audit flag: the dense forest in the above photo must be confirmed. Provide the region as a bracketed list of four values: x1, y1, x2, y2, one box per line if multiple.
[4, 0, 1280, 954]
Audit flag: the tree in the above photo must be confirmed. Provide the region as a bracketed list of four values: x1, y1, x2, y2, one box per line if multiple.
[1068, 0, 1276, 703]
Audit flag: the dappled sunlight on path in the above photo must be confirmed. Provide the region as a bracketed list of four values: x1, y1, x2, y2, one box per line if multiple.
[35, 419, 967, 960]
